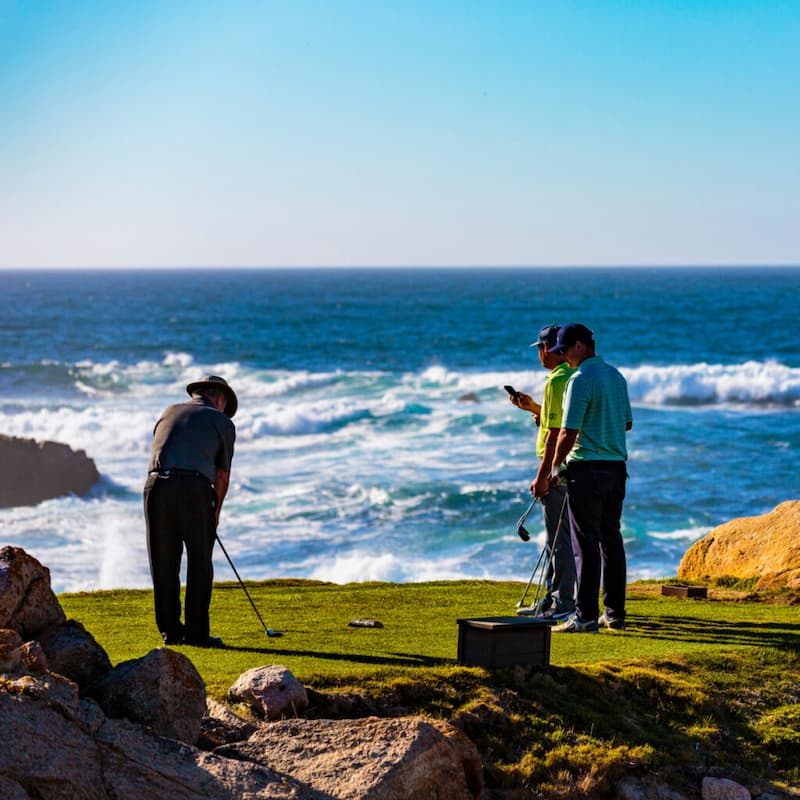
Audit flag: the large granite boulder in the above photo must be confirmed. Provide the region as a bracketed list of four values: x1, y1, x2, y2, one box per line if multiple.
[89, 647, 207, 745]
[0, 546, 66, 637]
[678, 500, 800, 590]
[217, 716, 483, 799]
[37, 619, 113, 692]
[0, 433, 100, 507]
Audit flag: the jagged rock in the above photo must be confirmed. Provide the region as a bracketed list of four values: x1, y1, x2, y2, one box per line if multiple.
[678, 500, 800, 590]
[19, 639, 49, 673]
[702, 776, 752, 800]
[0, 628, 23, 646]
[428, 718, 484, 799]
[0, 433, 100, 507]
[96, 715, 307, 799]
[217, 716, 483, 799]
[89, 647, 206, 745]
[0, 775, 29, 800]
[0, 546, 66, 637]
[228, 664, 309, 721]
[38, 619, 112, 691]
[0, 636, 23, 673]
[0, 673, 309, 799]
[197, 697, 259, 750]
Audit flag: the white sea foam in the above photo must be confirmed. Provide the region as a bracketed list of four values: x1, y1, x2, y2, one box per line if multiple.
[2, 352, 796, 594]
[647, 527, 710, 542]
[308, 551, 407, 583]
[622, 360, 800, 407]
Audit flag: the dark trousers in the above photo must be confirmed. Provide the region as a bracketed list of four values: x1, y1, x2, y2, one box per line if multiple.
[565, 460, 627, 623]
[143, 473, 216, 642]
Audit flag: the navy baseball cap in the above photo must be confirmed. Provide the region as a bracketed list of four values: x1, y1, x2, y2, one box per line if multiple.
[530, 324, 561, 349]
[550, 323, 594, 354]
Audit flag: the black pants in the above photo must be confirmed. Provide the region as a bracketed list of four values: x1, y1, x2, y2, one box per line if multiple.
[143, 473, 216, 642]
[565, 460, 628, 623]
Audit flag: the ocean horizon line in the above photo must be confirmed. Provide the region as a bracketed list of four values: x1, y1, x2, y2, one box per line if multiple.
[2, 264, 799, 272]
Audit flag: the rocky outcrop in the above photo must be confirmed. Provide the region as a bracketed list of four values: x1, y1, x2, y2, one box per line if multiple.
[37, 618, 113, 692]
[218, 717, 483, 800]
[678, 500, 800, 590]
[0, 433, 100, 507]
[0, 545, 66, 637]
[89, 647, 207, 745]
[0, 547, 484, 799]
[0, 674, 305, 800]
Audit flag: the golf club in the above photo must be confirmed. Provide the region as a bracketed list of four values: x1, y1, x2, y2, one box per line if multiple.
[526, 492, 569, 614]
[515, 492, 568, 612]
[516, 496, 540, 541]
[216, 532, 283, 638]
[515, 541, 548, 608]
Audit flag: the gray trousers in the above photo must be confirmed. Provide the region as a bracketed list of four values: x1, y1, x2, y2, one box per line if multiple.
[541, 483, 576, 613]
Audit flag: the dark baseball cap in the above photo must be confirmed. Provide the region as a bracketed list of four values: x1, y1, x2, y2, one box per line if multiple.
[550, 323, 594, 354]
[530, 324, 561, 349]
[531, 325, 561, 348]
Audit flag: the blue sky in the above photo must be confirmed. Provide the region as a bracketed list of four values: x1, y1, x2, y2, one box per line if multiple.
[1, 0, 797, 267]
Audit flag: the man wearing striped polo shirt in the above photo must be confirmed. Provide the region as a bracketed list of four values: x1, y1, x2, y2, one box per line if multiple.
[547, 324, 632, 633]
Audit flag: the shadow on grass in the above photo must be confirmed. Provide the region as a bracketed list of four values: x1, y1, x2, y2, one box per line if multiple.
[221, 643, 447, 668]
[628, 613, 800, 649]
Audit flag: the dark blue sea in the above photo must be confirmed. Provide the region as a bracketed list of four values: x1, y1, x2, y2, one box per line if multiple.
[2, 267, 798, 593]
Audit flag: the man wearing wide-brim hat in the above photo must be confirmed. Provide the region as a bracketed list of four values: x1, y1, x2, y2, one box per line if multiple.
[144, 375, 237, 647]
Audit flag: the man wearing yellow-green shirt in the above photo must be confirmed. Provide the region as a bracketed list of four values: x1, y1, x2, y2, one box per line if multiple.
[510, 324, 576, 621]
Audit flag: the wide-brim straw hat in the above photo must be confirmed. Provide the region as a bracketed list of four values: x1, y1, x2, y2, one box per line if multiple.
[186, 375, 238, 418]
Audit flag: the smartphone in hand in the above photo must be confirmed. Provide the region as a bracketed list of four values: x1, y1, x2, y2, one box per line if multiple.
[504, 385, 519, 400]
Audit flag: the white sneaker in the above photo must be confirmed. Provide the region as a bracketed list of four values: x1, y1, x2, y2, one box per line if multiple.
[598, 613, 626, 631]
[552, 615, 599, 634]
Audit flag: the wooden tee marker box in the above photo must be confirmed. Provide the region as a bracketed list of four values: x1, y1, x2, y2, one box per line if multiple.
[661, 585, 708, 599]
[456, 616, 551, 669]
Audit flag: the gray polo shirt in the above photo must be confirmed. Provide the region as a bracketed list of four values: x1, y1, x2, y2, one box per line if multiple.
[148, 397, 236, 482]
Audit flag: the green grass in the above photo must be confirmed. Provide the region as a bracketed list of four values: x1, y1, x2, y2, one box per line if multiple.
[60, 579, 800, 693]
[59, 579, 800, 797]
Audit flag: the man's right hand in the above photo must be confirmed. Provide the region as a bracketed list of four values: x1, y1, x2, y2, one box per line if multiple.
[511, 391, 541, 416]
[530, 475, 550, 498]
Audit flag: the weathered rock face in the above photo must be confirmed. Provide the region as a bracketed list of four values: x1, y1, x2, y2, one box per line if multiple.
[0, 545, 66, 637]
[0, 674, 308, 800]
[0, 433, 100, 507]
[198, 697, 258, 749]
[678, 500, 800, 590]
[89, 647, 207, 745]
[218, 716, 483, 800]
[37, 619, 113, 692]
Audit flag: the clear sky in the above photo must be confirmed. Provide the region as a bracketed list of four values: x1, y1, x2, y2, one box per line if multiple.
[1, 0, 798, 268]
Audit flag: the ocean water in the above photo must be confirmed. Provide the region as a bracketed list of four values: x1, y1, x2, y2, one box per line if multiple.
[1, 267, 798, 594]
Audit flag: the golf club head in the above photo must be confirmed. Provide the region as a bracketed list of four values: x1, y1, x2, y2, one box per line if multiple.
[517, 524, 530, 542]
[266, 628, 284, 638]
